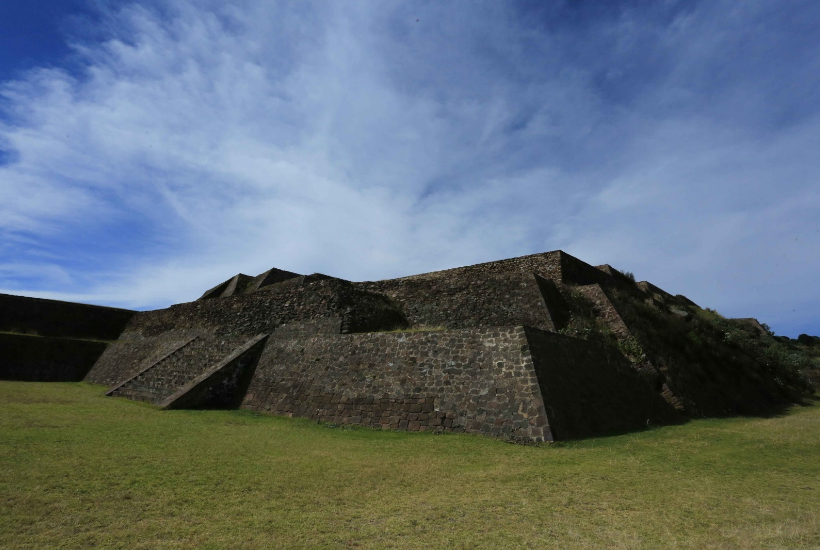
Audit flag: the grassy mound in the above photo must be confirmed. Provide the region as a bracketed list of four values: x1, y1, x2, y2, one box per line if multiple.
[1, 382, 819, 549]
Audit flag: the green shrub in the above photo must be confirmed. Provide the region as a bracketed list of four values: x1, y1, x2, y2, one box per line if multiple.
[606, 288, 816, 414]
[616, 336, 646, 364]
[557, 288, 616, 344]
[797, 333, 818, 346]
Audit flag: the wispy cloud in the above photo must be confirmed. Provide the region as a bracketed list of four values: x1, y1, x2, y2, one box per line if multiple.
[0, 0, 818, 336]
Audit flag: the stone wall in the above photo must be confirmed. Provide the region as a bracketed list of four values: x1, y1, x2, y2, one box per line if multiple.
[381, 250, 607, 285]
[603, 286, 796, 416]
[534, 276, 569, 330]
[0, 333, 108, 381]
[635, 281, 700, 309]
[199, 268, 301, 300]
[576, 284, 632, 339]
[353, 251, 612, 332]
[250, 268, 302, 292]
[108, 334, 250, 404]
[359, 272, 554, 331]
[636, 281, 674, 302]
[124, 278, 406, 338]
[85, 331, 198, 387]
[160, 334, 269, 410]
[242, 326, 552, 443]
[559, 253, 613, 286]
[73, 247, 807, 442]
[524, 328, 679, 439]
[384, 251, 563, 282]
[595, 264, 636, 285]
[274, 318, 343, 338]
[199, 274, 244, 300]
[564, 284, 683, 409]
[238, 325, 682, 441]
[221, 274, 254, 298]
[0, 293, 135, 340]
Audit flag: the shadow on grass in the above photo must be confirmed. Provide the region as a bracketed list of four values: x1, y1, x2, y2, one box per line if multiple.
[548, 392, 819, 445]
[681, 395, 808, 425]
[728, 391, 820, 420]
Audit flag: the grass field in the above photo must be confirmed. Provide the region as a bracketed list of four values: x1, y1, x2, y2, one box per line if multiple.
[1, 382, 819, 549]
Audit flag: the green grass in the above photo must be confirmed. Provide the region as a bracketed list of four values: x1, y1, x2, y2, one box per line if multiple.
[1, 383, 819, 549]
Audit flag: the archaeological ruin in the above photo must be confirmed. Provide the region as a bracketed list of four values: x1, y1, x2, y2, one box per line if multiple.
[1, 250, 812, 442]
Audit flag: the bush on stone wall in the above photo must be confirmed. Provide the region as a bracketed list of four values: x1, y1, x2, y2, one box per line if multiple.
[616, 336, 646, 364]
[556, 287, 617, 345]
[606, 289, 815, 415]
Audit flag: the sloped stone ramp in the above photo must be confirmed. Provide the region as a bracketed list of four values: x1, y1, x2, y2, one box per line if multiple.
[106, 333, 268, 408]
[159, 334, 268, 410]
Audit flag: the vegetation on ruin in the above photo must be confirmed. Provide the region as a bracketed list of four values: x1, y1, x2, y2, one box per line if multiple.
[556, 287, 616, 343]
[550, 280, 818, 415]
[2, 381, 818, 549]
[780, 333, 820, 387]
[606, 289, 816, 411]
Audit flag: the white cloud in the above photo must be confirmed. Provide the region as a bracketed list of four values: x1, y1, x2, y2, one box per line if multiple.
[0, 0, 818, 337]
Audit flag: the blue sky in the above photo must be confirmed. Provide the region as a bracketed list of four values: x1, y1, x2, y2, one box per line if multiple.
[0, 0, 818, 337]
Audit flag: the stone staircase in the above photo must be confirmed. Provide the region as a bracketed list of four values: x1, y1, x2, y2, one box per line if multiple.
[107, 334, 250, 405]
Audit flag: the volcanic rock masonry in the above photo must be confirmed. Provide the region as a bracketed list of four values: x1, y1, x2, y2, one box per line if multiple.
[10, 249, 798, 442]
